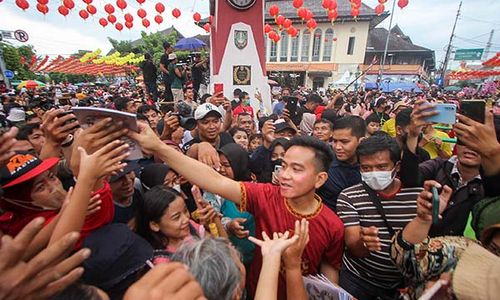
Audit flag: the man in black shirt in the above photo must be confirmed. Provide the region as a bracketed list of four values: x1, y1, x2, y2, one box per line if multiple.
[159, 41, 174, 101]
[140, 53, 158, 102]
[191, 54, 207, 99]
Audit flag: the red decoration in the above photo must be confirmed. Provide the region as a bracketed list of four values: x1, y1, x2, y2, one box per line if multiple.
[286, 26, 295, 35]
[86, 4, 97, 15]
[322, 0, 332, 10]
[283, 18, 292, 29]
[99, 18, 108, 27]
[269, 5, 279, 17]
[16, 0, 30, 11]
[305, 10, 313, 21]
[63, 0, 75, 10]
[136, 0, 145, 4]
[37, 0, 48, 5]
[397, 0, 409, 9]
[378, 0, 388, 3]
[116, 0, 127, 10]
[351, 0, 362, 7]
[172, 8, 181, 18]
[264, 24, 272, 33]
[36, 3, 49, 15]
[142, 18, 150, 28]
[20, 56, 26, 65]
[154, 15, 163, 24]
[125, 21, 133, 29]
[115, 22, 123, 31]
[108, 14, 117, 23]
[209, 15, 213, 23]
[329, 0, 337, 10]
[155, 3, 165, 14]
[203, 23, 211, 33]
[375, 4, 385, 15]
[58, 5, 69, 16]
[83, 0, 92, 3]
[124, 13, 133, 22]
[79, 9, 89, 20]
[328, 9, 338, 21]
[333, 37, 337, 42]
[193, 12, 201, 22]
[297, 7, 307, 19]
[137, 8, 146, 18]
[351, 8, 360, 17]
[292, 0, 303, 9]
[104, 4, 115, 14]
[306, 19, 317, 30]
[276, 15, 285, 26]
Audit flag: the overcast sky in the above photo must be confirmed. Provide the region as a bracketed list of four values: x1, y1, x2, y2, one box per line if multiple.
[1, 0, 499, 69]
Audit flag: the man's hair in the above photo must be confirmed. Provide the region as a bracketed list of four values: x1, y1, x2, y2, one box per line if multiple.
[233, 88, 242, 97]
[51, 283, 101, 300]
[333, 116, 366, 138]
[281, 87, 291, 94]
[237, 112, 251, 119]
[365, 113, 381, 125]
[314, 118, 333, 130]
[144, 53, 152, 60]
[113, 97, 132, 111]
[137, 104, 158, 115]
[183, 86, 193, 93]
[162, 41, 171, 50]
[321, 109, 339, 125]
[238, 91, 249, 101]
[396, 107, 412, 128]
[356, 132, 401, 164]
[16, 123, 41, 140]
[307, 93, 323, 104]
[286, 136, 333, 172]
[229, 126, 247, 137]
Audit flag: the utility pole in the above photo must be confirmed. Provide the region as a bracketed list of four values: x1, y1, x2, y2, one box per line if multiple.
[440, 1, 462, 77]
[378, 0, 397, 84]
[483, 29, 495, 61]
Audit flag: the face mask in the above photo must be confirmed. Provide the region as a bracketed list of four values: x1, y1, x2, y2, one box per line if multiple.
[172, 184, 182, 193]
[244, 99, 251, 106]
[361, 169, 396, 191]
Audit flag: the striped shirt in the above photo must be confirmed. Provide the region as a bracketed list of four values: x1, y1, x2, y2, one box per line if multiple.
[336, 183, 422, 289]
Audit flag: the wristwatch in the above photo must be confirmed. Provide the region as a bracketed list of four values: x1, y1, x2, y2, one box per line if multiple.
[61, 134, 74, 148]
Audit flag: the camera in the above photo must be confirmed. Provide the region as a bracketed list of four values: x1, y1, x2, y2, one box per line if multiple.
[172, 112, 196, 130]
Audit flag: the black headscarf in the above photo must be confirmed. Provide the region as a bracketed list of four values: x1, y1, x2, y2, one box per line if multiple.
[218, 143, 251, 181]
[140, 163, 170, 190]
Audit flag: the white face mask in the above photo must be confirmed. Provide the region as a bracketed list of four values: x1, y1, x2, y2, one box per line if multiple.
[361, 169, 396, 191]
[172, 184, 182, 193]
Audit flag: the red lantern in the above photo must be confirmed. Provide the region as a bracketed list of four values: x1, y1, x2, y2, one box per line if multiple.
[137, 8, 146, 18]
[58, 5, 69, 16]
[351, 0, 362, 7]
[269, 5, 279, 17]
[154, 15, 163, 24]
[291, 28, 298, 37]
[104, 4, 114, 14]
[273, 35, 280, 43]
[292, 0, 303, 9]
[333, 37, 337, 42]
[16, 0, 30, 11]
[115, 22, 123, 31]
[125, 21, 133, 29]
[328, 9, 338, 21]
[172, 8, 181, 18]
[329, 0, 337, 10]
[99, 18, 108, 27]
[297, 7, 307, 19]
[155, 3, 165, 14]
[276, 15, 285, 26]
[36, 3, 49, 15]
[375, 4, 384, 15]
[116, 0, 127, 10]
[351, 8, 360, 17]
[268, 31, 277, 40]
[322, 0, 332, 10]
[378, 0, 388, 3]
[287, 26, 295, 35]
[193, 12, 201, 22]
[283, 18, 292, 29]
[108, 14, 117, 23]
[209, 15, 213, 23]
[305, 10, 313, 21]
[397, 0, 409, 9]
[37, 0, 48, 5]
[83, 0, 92, 3]
[203, 23, 211, 33]
[264, 24, 272, 33]
[306, 19, 317, 30]
[136, 0, 145, 4]
[86, 4, 97, 15]
[79, 9, 89, 20]
[63, 0, 75, 9]
[124, 13, 133, 22]
[142, 18, 150, 28]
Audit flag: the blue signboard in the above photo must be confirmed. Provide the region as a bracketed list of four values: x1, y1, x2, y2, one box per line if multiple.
[435, 77, 444, 87]
[4, 70, 14, 79]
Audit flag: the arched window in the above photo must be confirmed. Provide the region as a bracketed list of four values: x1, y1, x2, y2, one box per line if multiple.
[323, 29, 334, 61]
[290, 30, 299, 62]
[280, 30, 289, 62]
[270, 38, 277, 62]
[301, 31, 310, 62]
[264, 35, 268, 61]
[312, 29, 322, 62]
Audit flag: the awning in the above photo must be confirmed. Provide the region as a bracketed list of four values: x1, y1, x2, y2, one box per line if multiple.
[308, 72, 332, 77]
[266, 62, 338, 72]
[365, 82, 422, 93]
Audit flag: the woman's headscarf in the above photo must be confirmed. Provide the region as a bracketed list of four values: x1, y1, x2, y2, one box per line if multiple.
[140, 163, 170, 190]
[218, 144, 251, 182]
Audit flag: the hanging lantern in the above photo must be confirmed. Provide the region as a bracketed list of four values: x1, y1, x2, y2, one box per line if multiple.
[58, 5, 69, 16]
[79, 9, 89, 20]
[16, 0, 29, 10]
[291, 28, 298, 37]
[203, 23, 211, 33]
[351, 0, 362, 7]
[115, 22, 123, 31]
[137, 8, 146, 18]
[193, 12, 201, 22]
[125, 21, 133, 29]
[62, 0, 74, 9]
[397, 0, 409, 9]
[172, 8, 181, 18]
[378, 0, 388, 3]
[124, 13, 133, 23]
[297, 7, 307, 19]
[86, 4, 97, 15]
[37, 0, 48, 5]
[36, 3, 49, 15]
[276, 15, 285, 26]
[83, 0, 92, 4]
[328, 9, 338, 21]
[283, 18, 292, 29]
[116, 0, 127, 10]
[322, 0, 332, 10]
[305, 10, 313, 21]
[136, 0, 145, 4]
[333, 37, 337, 42]
[154, 15, 163, 24]
[269, 5, 279, 17]
[306, 19, 317, 30]
[375, 4, 384, 15]
[292, 0, 303, 9]
[104, 4, 114, 14]
[264, 24, 272, 33]
[273, 35, 280, 43]
[142, 18, 150, 28]
[329, 0, 337, 10]
[351, 7, 360, 17]
[108, 14, 117, 23]
[286, 26, 295, 35]
[99, 18, 108, 27]
[155, 3, 165, 14]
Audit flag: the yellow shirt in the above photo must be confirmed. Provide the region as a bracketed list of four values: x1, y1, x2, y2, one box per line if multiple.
[382, 118, 397, 137]
[423, 130, 453, 159]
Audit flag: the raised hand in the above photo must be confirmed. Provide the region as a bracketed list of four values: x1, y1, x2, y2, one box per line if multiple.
[41, 108, 79, 145]
[227, 218, 250, 238]
[416, 180, 452, 223]
[127, 121, 163, 154]
[77, 140, 130, 181]
[191, 185, 218, 227]
[249, 231, 299, 257]
[454, 109, 499, 156]
[0, 127, 18, 167]
[360, 226, 381, 252]
[197, 142, 221, 171]
[282, 219, 309, 270]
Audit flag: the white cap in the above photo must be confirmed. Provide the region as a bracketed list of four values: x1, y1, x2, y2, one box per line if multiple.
[194, 103, 222, 120]
[168, 53, 177, 60]
[7, 108, 26, 122]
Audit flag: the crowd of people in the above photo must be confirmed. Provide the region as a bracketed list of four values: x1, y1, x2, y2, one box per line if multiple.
[0, 62, 499, 300]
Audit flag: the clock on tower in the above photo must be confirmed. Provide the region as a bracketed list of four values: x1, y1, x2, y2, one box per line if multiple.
[209, 0, 271, 114]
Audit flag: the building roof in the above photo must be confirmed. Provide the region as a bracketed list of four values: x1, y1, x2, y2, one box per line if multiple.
[265, 0, 388, 27]
[366, 25, 431, 52]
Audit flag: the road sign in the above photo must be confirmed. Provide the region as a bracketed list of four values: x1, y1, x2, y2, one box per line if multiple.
[14, 30, 29, 42]
[4, 70, 14, 79]
[454, 48, 484, 61]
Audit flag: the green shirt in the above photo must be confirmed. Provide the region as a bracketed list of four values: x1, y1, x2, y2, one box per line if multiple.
[168, 63, 184, 89]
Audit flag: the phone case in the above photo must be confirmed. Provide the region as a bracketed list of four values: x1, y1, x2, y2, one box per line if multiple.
[431, 186, 440, 225]
[425, 103, 456, 124]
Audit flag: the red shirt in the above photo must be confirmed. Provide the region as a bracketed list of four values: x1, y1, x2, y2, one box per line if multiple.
[240, 182, 344, 299]
[233, 104, 254, 118]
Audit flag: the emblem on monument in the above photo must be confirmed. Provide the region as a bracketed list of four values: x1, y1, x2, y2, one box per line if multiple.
[234, 30, 248, 49]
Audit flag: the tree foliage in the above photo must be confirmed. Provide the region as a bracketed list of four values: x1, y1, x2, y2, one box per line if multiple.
[1, 42, 36, 80]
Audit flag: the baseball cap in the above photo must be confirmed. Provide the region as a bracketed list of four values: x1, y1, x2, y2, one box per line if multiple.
[274, 119, 297, 134]
[109, 160, 141, 183]
[392, 101, 409, 113]
[0, 152, 59, 188]
[194, 103, 222, 120]
[168, 53, 177, 60]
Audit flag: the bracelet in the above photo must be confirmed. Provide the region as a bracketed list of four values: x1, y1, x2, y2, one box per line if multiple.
[61, 134, 74, 148]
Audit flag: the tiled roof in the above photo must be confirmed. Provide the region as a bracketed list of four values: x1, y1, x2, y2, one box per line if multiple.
[366, 26, 431, 52]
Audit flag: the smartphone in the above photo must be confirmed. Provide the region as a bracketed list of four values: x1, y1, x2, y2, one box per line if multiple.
[214, 83, 224, 95]
[461, 100, 485, 123]
[285, 96, 299, 117]
[431, 186, 440, 225]
[425, 103, 457, 124]
[58, 110, 80, 128]
[274, 165, 282, 173]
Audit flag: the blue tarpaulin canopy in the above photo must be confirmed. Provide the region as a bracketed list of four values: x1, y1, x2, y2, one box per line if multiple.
[174, 37, 206, 50]
[364, 82, 422, 93]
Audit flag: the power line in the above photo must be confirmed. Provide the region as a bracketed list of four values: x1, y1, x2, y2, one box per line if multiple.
[460, 15, 500, 26]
